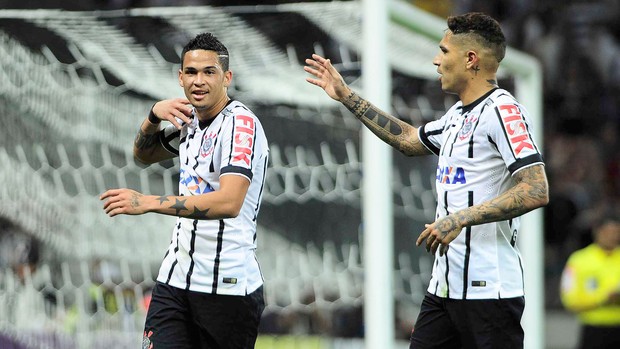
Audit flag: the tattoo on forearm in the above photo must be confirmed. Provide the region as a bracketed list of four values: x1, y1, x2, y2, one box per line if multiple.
[135, 130, 159, 150]
[455, 166, 548, 226]
[342, 92, 402, 135]
[186, 207, 210, 219]
[341, 91, 429, 155]
[168, 198, 211, 219]
[478, 192, 530, 222]
[342, 91, 371, 118]
[170, 198, 188, 215]
[156, 196, 170, 204]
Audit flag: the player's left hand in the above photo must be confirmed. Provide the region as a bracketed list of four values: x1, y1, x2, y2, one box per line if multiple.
[304, 54, 351, 101]
[100, 188, 149, 217]
[416, 216, 463, 256]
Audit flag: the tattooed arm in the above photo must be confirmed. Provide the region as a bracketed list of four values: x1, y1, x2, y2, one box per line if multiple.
[134, 98, 193, 164]
[341, 92, 431, 156]
[416, 164, 549, 255]
[100, 175, 250, 220]
[304, 54, 430, 157]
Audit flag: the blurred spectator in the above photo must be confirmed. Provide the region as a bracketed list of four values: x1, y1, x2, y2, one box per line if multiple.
[560, 213, 620, 349]
[0, 225, 50, 329]
[410, 0, 454, 18]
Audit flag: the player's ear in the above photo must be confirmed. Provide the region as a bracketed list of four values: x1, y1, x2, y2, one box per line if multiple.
[224, 70, 233, 88]
[178, 69, 183, 87]
[466, 51, 479, 70]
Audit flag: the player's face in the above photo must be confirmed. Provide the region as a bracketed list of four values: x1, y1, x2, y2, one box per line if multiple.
[179, 49, 231, 115]
[433, 32, 468, 95]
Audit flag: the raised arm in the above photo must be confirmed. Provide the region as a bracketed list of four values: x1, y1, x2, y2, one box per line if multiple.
[417, 164, 549, 255]
[304, 54, 430, 157]
[134, 98, 194, 164]
[100, 174, 250, 220]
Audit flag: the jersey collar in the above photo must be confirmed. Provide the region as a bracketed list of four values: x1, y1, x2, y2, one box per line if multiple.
[461, 88, 498, 114]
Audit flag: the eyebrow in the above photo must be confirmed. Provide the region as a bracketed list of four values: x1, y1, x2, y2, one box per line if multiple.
[184, 65, 219, 71]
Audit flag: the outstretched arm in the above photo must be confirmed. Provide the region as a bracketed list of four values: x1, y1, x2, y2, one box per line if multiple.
[417, 164, 549, 255]
[134, 98, 193, 164]
[100, 175, 250, 220]
[304, 54, 430, 157]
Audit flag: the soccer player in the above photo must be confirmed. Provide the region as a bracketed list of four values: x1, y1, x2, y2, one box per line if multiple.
[100, 32, 269, 349]
[304, 12, 549, 349]
[560, 214, 620, 349]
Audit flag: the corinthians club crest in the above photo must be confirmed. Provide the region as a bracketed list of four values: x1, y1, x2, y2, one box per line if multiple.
[200, 132, 218, 158]
[458, 114, 478, 140]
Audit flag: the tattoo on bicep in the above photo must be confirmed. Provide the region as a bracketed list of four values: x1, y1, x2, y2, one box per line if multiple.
[514, 166, 548, 201]
[135, 130, 159, 150]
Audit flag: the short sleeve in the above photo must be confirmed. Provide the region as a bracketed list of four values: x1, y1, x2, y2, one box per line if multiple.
[418, 106, 457, 156]
[488, 101, 543, 174]
[219, 113, 259, 181]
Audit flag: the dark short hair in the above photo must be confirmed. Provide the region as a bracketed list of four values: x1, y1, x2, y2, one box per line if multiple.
[447, 12, 506, 63]
[181, 32, 229, 71]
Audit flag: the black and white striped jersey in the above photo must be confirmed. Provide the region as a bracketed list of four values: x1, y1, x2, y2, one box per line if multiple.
[418, 88, 543, 300]
[156, 100, 269, 296]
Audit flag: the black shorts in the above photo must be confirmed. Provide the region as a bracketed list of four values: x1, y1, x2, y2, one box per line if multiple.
[578, 325, 620, 349]
[410, 292, 525, 349]
[143, 282, 265, 349]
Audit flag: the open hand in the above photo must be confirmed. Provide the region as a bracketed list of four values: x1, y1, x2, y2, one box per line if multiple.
[304, 54, 351, 101]
[100, 188, 149, 217]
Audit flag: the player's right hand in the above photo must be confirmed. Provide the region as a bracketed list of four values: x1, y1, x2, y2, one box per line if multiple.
[152, 98, 193, 129]
[304, 54, 352, 101]
[416, 216, 463, 256]
[100, 188, 150, 217]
